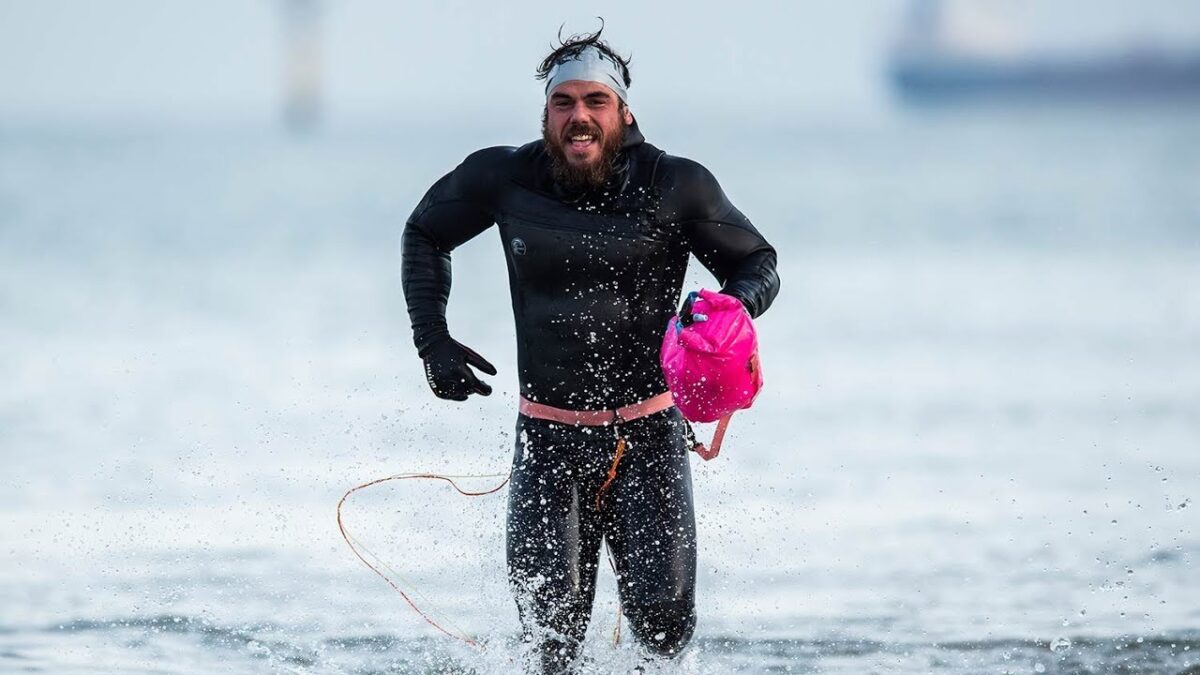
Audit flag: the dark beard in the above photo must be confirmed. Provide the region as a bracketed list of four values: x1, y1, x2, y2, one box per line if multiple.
[542, 113, 628, 193]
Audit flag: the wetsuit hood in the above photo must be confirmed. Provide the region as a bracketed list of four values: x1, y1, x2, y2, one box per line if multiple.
[622, 116, 645, 150]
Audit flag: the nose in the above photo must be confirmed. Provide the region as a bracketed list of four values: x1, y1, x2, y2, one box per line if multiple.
[567, 102, 591, 125]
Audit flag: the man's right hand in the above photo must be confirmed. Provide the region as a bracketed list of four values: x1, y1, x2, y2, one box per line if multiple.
[419, 338, 497, 401]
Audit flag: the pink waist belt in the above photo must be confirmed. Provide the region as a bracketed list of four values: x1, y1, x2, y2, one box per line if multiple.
[517, 391, 726, 462]
[519, 391, 677, 511]
[518, 391, 675, 426]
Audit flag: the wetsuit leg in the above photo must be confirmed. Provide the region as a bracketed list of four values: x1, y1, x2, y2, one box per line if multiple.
[604, 409, 697, 657]
[506, 416, 609, 674]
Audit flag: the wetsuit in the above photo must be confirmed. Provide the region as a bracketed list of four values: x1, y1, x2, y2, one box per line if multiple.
[401, 120, 779, 672]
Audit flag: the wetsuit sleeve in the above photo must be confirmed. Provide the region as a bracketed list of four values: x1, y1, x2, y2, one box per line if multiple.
[667, 158, 780, 318]
[401, 148, 506, 354]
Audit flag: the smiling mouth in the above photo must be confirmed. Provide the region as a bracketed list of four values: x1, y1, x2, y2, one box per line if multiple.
[566, 133, 597, 153]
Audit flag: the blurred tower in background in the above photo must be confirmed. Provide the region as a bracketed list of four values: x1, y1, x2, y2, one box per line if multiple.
[283, 0, 322, 133]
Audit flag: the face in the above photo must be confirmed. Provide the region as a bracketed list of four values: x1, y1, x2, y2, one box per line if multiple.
[542, 80, 634, 191]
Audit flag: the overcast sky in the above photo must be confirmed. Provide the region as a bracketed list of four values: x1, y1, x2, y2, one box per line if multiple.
[1, 0, 1198, 126]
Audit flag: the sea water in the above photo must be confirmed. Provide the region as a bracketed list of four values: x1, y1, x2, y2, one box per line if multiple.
[2, 109, 1198, 673]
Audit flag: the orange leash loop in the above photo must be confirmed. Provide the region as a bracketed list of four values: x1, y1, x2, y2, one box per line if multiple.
[594, 436, 626, 511]
[336, 471, 511, 648]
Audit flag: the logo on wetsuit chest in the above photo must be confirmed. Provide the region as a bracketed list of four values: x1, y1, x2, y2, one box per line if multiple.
[510, 238, 527, 256]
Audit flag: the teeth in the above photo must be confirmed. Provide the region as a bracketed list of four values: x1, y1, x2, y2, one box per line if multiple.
[570, 135, 594, 142]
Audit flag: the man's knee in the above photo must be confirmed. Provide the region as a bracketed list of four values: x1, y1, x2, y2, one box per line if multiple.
[515, 601, 589, 674]
[624, 598, 696, 657]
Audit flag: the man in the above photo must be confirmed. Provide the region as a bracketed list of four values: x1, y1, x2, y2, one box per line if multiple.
[401, 28, 779, 673]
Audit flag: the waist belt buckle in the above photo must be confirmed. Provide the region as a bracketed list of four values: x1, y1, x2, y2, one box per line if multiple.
[611, 408, 625, 438]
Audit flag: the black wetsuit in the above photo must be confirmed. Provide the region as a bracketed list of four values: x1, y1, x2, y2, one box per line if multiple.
[401, 121, 779, 672]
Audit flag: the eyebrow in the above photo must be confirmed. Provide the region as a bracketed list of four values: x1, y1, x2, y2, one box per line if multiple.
[550, 90, 614, 103]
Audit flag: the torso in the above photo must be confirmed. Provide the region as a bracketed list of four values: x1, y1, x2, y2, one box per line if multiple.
[496, 142, 688, 409]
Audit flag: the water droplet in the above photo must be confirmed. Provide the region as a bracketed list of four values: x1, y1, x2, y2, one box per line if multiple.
[1050, 637, 1071, 652]
[1034, 663, 1046, 673]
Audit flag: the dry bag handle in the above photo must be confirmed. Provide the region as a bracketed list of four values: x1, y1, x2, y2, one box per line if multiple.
[689, 413, 733, 461]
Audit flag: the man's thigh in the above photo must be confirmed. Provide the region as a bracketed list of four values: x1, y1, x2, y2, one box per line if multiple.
[506, 417, 606, 614]
[604, 412, 697, 610]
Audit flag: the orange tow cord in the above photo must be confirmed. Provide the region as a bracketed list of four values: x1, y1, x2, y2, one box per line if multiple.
[594, 433, 628, 645]
[594, 436, 627, 511]
[336, 471, 510, 648]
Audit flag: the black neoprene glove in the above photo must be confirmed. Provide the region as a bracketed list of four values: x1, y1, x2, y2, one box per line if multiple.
[419, 337, 497, 401]
[678, 290, 751, 326]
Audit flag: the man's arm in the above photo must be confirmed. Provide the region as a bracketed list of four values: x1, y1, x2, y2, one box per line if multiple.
[664, 157, 780, 318]
[401, 148, 508, 398]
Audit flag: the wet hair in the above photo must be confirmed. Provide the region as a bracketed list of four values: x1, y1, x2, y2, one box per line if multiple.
[535, 20, 632, 90]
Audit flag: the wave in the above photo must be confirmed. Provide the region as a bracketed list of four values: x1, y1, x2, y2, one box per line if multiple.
[4, 615, 1196, 674]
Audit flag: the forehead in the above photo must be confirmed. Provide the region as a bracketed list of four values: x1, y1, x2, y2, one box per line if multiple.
[547, 80, 618, 100]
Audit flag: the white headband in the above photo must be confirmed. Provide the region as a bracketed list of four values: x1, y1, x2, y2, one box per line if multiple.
[545, 46, 629, 103]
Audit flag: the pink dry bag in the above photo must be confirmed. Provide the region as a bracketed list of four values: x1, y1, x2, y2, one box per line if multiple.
[661, 289, 763, 460]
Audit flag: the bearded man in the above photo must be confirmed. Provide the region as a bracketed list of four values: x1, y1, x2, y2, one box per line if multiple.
[401, 27, 780, 673]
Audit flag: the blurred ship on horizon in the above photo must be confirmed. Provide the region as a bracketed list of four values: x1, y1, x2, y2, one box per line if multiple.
[889, 0, 1200, 103]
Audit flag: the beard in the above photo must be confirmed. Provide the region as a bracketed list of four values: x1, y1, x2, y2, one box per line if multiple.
[542, 112, 629, 193]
